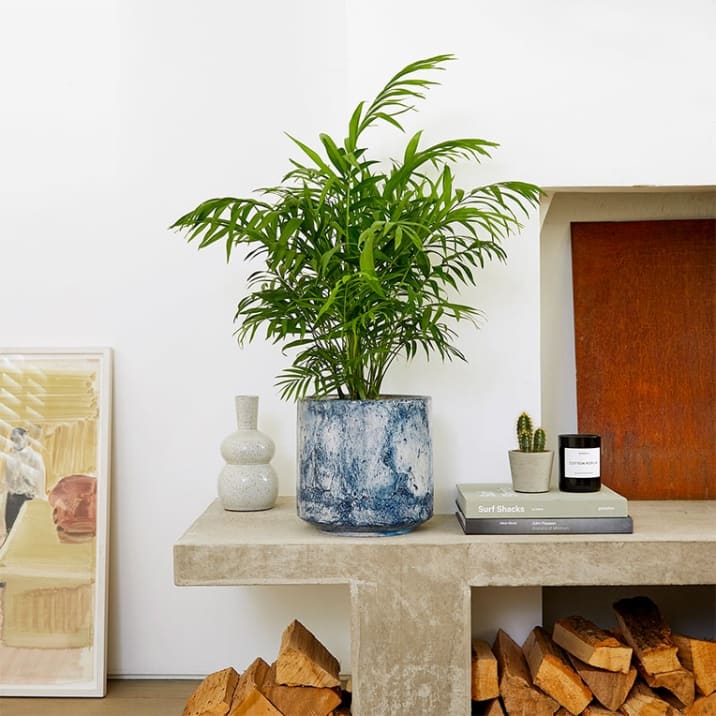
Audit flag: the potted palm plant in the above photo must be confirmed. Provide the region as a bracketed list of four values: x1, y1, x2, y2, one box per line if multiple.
[171, 54, 541, 534]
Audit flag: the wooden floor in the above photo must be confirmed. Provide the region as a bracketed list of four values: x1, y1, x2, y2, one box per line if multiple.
[1, 679, 201, 715]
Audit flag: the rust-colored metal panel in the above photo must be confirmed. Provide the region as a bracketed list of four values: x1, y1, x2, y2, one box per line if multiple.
[571, 219, 715, 499]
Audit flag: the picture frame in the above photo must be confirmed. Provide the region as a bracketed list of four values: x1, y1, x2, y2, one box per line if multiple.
[0, 348, 112, 697]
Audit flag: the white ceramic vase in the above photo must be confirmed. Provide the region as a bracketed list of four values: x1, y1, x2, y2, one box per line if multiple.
[218, 395, 278, 511]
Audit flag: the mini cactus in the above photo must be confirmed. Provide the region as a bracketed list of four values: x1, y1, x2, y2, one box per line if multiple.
[516, 412, 547, 452]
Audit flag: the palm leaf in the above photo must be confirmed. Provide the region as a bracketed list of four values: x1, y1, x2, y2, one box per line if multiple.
[171, 54, 542, 400]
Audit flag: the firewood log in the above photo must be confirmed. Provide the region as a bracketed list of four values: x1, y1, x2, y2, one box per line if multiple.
[685, 693, 716, 716]
[275, 619, 341, 689]
[554, 616, 633, 674]
[472, 638, 500, 701]
[183, 667, 240, 716]
[523, 626, 593, 714]
[492, 629, 560, 716]
[638, 663, 695, 708]
[229, 659, 282, 716]
[673, 634, 716, 697]
[261, 662, 341, 716]
[568, 653, 637, 712]
[619, 681, 680, 716]
[613, 597, 681, 674]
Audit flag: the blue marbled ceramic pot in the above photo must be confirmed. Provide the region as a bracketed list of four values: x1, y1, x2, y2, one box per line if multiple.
[296, 396, 433, 535]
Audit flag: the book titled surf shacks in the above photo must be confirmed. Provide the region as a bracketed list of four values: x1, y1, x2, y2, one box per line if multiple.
[456, 483, 628, 519]
[455, 482, 632, 535]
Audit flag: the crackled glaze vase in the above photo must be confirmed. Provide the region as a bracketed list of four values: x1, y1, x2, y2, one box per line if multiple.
[297, 396, 433, 535]
[218, 395, 278, 511]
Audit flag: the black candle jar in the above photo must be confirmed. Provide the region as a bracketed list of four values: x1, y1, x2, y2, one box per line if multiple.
[559, 434, 601, 492]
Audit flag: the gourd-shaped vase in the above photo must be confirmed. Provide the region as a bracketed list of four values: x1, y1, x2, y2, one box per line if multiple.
[218, 395, 278, 511]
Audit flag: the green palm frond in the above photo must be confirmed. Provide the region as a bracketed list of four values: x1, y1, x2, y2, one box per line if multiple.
[171, 54, 542, 400]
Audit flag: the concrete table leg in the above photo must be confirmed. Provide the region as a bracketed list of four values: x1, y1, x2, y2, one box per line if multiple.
[349, 546, 471, 716]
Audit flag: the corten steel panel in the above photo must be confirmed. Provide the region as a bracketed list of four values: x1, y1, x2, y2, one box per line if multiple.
[571, 219, 716, 499]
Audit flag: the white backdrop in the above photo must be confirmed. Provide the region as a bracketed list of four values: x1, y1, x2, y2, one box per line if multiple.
[1, 0, 714, 677]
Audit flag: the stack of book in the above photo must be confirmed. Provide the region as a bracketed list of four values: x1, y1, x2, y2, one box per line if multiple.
[455, 483, 633, 534]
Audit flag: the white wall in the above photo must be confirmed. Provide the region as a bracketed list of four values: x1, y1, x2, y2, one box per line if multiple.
[1, 0, 714, 677]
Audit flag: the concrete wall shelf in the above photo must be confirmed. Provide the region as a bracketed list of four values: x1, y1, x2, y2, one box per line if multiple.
[174, 497, 716, 715]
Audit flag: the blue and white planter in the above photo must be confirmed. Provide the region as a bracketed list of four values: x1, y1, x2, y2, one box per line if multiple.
[296, 396, 433, 535]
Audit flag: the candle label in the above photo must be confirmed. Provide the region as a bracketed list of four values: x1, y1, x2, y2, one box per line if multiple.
[564, 447, 600, 478]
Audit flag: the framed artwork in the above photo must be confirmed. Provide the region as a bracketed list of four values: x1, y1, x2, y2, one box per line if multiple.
[0, 348, 112, 696]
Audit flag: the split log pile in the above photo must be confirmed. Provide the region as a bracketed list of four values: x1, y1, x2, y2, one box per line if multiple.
[473, 596, 716, 716]
[183, 619, 351, 716]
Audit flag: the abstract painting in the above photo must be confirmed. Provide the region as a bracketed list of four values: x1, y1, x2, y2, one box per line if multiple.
[0, 348, 111, 696]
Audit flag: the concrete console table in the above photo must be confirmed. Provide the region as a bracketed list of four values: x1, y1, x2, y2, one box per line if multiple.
[174, 497, 716, 715]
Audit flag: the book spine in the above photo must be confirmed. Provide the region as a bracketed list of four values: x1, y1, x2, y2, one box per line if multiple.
[455, 512, 633, 535]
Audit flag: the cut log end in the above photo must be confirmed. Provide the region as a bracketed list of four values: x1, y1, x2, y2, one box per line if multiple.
[493, 628, 560, 716]
[523, 626, 593, 715]
[673, 633, 716, 697]
[228, 658, 282, 716]
[619, 681, 681, 716]
[275, 619, 341, 689]
[613, 596, 681, 675]
[262, 661, 342, 716]
[568, 652, 636, 712]
[553, 615, 633, 674]
[472, 638, 500, 701]
[183, 667, 240, 716]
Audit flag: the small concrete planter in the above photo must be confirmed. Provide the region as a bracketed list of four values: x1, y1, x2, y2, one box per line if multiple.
[297, 396, 433, 535]
[508, 450, 554, 493]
